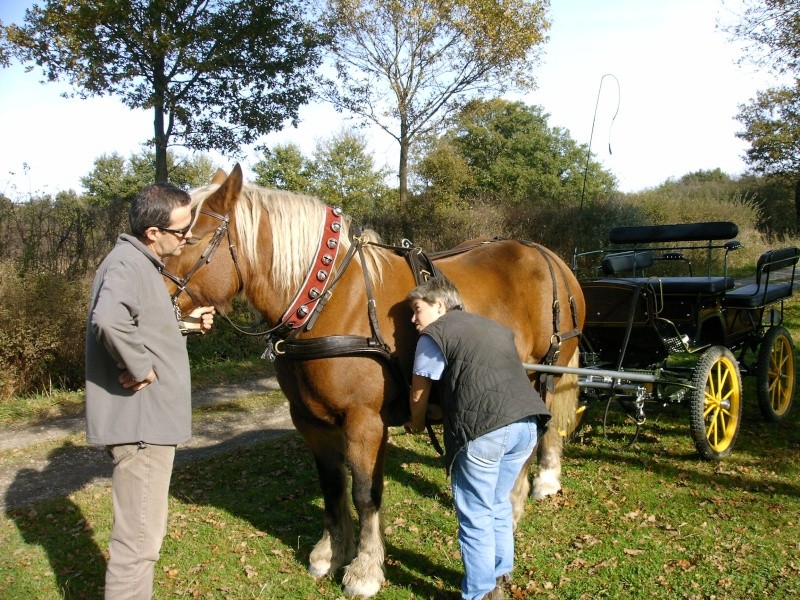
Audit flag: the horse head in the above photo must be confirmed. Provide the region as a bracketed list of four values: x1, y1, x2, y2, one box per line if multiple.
[162, 164, 248, 317]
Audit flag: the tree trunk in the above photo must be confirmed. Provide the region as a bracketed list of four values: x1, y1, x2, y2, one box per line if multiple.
[154, 105, 168, 183]
[153, 53, 169, 183]
[795, 178, 800, 234]
[398, 119, 409, 206]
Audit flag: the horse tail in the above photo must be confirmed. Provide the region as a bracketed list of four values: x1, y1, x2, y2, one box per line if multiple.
[510, 346, 581, 525]
[549, 347, 580, 437]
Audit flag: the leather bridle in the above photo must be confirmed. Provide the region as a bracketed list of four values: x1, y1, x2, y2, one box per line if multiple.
[161, 208, 244, 322]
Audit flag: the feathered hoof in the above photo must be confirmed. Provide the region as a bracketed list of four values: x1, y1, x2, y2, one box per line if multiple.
[532, 469, 561, 500]
[342, 554, 384, 598]
[308, 559, 332, 579]
[309, 534, 355, 579]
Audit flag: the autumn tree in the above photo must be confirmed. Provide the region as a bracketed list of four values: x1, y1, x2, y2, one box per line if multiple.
[321, 0, 550, 205]
[6, 0, 325, 183]
[726, 0, 800, 228]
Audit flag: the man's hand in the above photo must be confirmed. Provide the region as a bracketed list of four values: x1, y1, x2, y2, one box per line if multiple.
[182, 306, 216, 333]
[118, 365, 156, 391]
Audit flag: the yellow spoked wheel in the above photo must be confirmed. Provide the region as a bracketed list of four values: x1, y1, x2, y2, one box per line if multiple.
[757, 326, 796, 422]
[689, 346, 743, 460]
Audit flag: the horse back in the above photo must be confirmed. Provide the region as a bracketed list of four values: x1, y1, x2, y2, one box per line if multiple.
[434, 239, 585, 367]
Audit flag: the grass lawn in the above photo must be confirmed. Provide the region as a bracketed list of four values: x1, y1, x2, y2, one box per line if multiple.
[2, 305, 800, 598]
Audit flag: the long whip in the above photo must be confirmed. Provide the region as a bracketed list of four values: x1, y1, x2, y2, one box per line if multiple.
[572, 73, 620, 270]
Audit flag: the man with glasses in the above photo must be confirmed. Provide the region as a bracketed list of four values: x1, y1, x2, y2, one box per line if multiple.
[85, 182, 215, 599]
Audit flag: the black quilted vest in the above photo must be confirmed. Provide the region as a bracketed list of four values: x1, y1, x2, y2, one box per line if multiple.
[421, 310, 550, 473]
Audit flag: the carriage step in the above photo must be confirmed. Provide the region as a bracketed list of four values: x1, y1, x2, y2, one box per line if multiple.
[654, 319, 688, 353]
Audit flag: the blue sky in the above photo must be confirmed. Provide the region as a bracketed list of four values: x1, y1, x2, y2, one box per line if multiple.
[0, 0, 780, 197]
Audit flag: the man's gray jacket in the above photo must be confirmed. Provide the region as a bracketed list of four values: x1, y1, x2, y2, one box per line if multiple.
[85, 234, 191, 445]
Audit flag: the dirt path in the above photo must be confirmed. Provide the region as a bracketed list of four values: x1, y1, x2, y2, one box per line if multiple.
[0, 377, 295, 513]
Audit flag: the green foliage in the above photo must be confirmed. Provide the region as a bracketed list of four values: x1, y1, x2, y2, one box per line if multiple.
[6, 0, 325, 181]
[736, 83, 800, 177]
[726, 2, 800, 199]
[253, 129, 393, 220]
[311, 129, 392, 220]
[625, 171, 760, 232]
[739, 172, 798, 238]
[417, 99, 617, 208]
[252, 143, 314, 192]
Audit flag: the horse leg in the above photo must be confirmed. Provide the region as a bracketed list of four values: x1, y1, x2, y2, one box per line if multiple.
[509, 449, 536, 528]
[532, 349, 580, 500]
[340, 407, 387, 598]
[297, 423, 356, 579]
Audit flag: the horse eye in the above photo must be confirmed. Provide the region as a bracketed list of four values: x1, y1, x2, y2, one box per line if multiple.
[185, 237, 201, 246]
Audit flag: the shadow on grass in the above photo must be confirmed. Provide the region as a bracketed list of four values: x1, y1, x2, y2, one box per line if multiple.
[5, 441, 108, 599]
[568, 394, 800, 498]
[168, 430, 462, 597]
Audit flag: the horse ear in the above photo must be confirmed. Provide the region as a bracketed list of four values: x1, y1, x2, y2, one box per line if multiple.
[204, 164, 243, 215]
[211, 168, 228, 185]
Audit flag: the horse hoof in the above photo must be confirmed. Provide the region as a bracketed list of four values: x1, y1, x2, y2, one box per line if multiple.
[342, 555, 384, 598]
[532, 469, 561, 500]
[343, 578, 382, 598]
[309, 561, 332, 578]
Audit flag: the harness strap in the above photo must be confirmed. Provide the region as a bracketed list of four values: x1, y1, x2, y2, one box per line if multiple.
[268, 234, 392, 361]
[520, 241, 582, 394]
[276, 206, 343, 332]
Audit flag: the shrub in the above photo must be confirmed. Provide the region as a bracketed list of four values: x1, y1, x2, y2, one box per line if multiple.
[0, 263, 88, 401]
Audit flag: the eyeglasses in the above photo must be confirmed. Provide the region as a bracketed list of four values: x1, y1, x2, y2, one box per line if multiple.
[157, 223, 192, 238]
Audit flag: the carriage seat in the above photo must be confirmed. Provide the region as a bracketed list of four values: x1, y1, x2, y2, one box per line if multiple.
[724, 247, 799, 308]
[640, 276, 734, 295]
[601, 250, 733, 294]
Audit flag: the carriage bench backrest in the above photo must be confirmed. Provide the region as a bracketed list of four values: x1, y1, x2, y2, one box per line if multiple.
[608, 221, 739, 244]
[601, 250, 654, 276]
[724, 247, 800, 308]
[602, 221, 738, 295]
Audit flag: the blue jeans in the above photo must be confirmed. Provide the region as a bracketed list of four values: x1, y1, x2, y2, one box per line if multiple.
[451, 418, 538, 600]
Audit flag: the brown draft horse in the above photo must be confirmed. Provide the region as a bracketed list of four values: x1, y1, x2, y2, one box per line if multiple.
[162, 165, 585, 597]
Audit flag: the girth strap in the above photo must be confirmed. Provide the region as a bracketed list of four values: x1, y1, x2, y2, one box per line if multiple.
[277, 335, 393, 360]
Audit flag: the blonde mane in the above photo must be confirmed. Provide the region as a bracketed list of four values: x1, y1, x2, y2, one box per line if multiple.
[190, 181, 385, 305]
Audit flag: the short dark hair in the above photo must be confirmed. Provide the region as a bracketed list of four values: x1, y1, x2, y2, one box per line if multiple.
[129, 183, 191, 237]
[407, 277, 464, 311]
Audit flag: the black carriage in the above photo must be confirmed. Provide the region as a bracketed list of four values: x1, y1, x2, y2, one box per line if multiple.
[564, 221, 798, 460]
